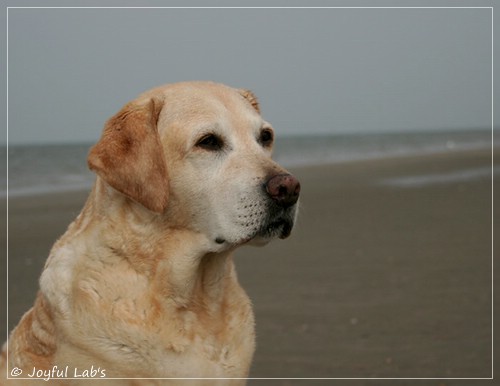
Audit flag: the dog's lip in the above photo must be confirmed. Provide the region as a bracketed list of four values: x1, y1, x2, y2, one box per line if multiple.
[259, 218, 293, 239]
[278, 221, 293, 239]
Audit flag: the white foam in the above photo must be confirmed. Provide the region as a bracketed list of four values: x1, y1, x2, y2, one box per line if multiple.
[1, 182, 93, 199]
[381, 166, 499, 188]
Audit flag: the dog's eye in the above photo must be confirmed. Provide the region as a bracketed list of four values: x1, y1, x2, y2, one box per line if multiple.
[196, 134, 224, 151]
[259, 129, 274, 147]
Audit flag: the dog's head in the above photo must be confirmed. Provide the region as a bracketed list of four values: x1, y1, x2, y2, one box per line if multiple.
[88, 81, 300, 248]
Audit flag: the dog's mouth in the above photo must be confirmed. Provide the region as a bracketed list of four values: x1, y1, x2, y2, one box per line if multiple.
[230, 214, 294, 247]
[259, 218, 293, 239]
[255, 203, 297, 240]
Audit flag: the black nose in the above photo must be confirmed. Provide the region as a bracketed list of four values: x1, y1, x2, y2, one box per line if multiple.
[265, 174, 301, 208]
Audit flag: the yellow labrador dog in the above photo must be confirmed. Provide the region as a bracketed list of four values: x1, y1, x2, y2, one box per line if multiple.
[1, 82, 300, 385]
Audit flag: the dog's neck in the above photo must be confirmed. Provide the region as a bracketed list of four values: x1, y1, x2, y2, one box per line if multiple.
[75, 180, 238, 309]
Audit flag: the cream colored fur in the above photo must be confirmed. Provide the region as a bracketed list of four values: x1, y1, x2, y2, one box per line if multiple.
[1, 82, 299, 385]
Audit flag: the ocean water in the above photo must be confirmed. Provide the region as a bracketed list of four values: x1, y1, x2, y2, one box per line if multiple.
[1, 129, 495, 198]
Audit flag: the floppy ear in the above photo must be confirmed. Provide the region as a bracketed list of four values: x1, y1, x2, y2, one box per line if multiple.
[87, 96, 169, 213]
[238, 89, 260, 114]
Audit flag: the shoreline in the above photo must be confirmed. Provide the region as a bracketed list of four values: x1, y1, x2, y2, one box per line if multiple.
[3, 146, 498, 201]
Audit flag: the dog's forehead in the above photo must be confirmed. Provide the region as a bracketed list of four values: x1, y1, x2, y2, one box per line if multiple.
[155, 82, 263, 137]
[165, 83, 256, 113]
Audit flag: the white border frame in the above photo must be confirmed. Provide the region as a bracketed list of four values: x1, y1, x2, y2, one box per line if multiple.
[5, 5, 495, 381]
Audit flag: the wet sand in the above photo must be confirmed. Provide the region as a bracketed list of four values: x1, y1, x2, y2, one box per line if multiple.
[1, 148, 497, 385]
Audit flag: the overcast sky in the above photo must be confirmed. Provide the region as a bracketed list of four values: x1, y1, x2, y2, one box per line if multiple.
[3, 3, 496, 145]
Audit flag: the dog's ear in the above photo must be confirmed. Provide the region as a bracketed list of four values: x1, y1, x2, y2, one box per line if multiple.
[238, 89, 260, 114]
[88, 96, 169, 213]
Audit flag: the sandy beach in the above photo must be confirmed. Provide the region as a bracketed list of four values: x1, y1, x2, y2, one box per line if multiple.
[2, 148, 497, 385]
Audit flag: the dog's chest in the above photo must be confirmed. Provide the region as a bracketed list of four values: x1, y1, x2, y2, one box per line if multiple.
[44, 235, 256, 379]
[53, 296, 255, 380]
[151, 302, 255, 378]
